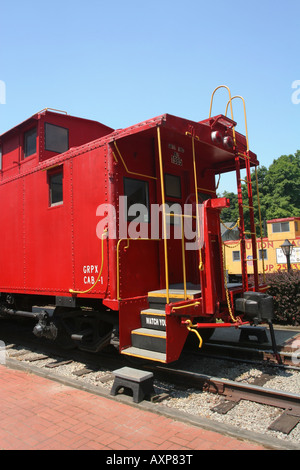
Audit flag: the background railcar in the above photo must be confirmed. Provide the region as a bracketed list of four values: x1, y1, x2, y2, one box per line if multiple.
[0, 88, 274, 363]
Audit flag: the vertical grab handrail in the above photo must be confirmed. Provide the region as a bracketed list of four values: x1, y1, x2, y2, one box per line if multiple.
[225, 95, 249, 153]
[157, 126, 170, 304]
[209, 85, 236, 146]
[181, 216, 187, 301]
[224, 94, 265, 286]
[186, 133, 204, 271]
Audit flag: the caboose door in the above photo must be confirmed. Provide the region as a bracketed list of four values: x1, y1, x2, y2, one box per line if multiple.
[156, 129, 203, 296]
[163, 172, 187, 286]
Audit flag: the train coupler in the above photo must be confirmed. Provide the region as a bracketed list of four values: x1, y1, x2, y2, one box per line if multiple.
[235, 291, 274, 323]
[33, 310, 58, 340]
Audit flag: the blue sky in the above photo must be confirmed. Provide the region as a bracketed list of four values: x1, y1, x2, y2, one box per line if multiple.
[1, 0, 299, 194]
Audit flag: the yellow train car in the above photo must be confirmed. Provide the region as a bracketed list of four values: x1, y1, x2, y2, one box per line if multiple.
[224, 217, 300, 277]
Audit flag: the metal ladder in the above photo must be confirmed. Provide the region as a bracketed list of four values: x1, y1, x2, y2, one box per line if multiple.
[209, 85, 266, 292]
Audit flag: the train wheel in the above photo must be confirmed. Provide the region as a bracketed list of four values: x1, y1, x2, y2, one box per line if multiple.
[53, 306, 116, 353]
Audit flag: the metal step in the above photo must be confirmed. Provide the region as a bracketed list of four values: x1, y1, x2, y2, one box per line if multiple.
[131, 328, 166, 353]
[148, 287, 201, 307]
[140, 308, 166, 330]
[121, 346, 167, 363]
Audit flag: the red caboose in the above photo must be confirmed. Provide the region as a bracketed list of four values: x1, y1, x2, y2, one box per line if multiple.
[0, 87, 274, 363]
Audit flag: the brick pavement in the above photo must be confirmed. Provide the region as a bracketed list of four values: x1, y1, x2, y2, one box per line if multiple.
[0, 364, 266, 450]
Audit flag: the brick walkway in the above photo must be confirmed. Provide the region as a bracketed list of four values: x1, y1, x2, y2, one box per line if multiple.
[0, 364, 266, 450]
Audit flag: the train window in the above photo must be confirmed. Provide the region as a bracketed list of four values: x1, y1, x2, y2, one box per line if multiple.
[124, 177, 149, 222]
[272, 221, 289, 233]
[0, 146, 2, 170]
[232, 251, 240, 262]
[259, 249, 268, 260]
[165, 174, 181, 199]
[45, 123, 69, 153]
[24, 127, 37, 158]
[49, 169, 63, 206]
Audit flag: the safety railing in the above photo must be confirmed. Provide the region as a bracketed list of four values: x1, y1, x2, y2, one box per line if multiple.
[209, 86, 266, 286]
[209, 84, 236, 146]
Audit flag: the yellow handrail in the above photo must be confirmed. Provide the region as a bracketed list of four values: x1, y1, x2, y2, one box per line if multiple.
[157, 126, 170, 303]
[209, 85, 236, 147]
[255, 167, 266, 282]
[224, 95, 266, 283]
[185, 132, 204, 271]
[225, 95, 249, 153]
[69, 227, 108, 294]
[38, 107, 68, 115]
[117, 238, 160, 300]
[184, 320, 203, 348]
[181, 218, 187, 300]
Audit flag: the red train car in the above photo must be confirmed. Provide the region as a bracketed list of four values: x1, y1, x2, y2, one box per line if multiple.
[0, 88, 274, 363]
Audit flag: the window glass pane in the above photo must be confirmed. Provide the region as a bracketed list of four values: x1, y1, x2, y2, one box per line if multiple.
[272, 222, 290, 233]
[49, 171, 63, 206]
[45, 123, 69, 153]
[0, 146, 2, 170]
[259, 249, 267, 260]
[165, 174, 181, 199]
[232, 251, 240, 261]
[124, 177, 149, 222]
[24, 128, 37, 158]
[272, 223, 280, 233]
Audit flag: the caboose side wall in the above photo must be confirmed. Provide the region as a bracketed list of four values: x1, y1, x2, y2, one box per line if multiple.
[0, 141, 111, 300]
[71, 144, 110, 298]
[0, 110, 115, 300]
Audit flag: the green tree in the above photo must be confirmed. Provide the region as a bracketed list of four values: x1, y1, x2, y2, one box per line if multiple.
[218, 151, 300, 235]
[263, 151, 300, 219]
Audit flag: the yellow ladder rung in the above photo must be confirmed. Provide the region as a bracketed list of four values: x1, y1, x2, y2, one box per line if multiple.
[240, 179, 251, 184]
[236, 152, 250, 160]
[241, 204, 254, 209]
[243, 231, 256, 235]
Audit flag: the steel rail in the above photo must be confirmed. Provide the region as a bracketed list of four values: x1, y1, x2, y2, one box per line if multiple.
[150, 365, 300, 417]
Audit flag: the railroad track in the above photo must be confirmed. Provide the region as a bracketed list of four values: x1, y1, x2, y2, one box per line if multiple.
[146, 364, 300, 435]
[1, 318, 300, 448]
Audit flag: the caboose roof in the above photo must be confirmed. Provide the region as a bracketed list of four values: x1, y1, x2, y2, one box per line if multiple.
[0, 108, 114, 141]
[105, 113, 258, 173]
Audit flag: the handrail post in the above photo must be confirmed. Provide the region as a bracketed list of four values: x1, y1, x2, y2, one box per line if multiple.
[181, 217, 187, 300]
[225, 95, 249, 152]
[209, 85, 236, 146]
[157, 126, 169, 303]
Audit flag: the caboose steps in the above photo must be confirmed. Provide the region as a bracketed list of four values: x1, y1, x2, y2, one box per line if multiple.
[121, 285, 202, 362]
[147, 286, 201, 308]
[121, 303, 168, 362]
[140, 309, 166, 330]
